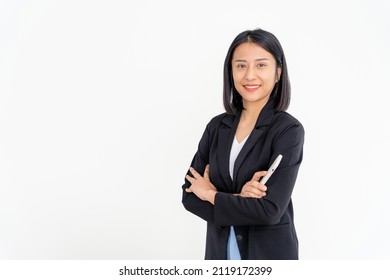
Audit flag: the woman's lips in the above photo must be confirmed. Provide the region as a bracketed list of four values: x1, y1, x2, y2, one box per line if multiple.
[243, 84, 261, 93]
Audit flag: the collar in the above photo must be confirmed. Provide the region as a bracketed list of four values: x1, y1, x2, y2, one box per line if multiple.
[221, 97, 276, 128]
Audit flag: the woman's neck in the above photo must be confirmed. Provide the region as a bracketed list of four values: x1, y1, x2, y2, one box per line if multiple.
[240, 99, 268, 124]
[235, 100, 268, 143]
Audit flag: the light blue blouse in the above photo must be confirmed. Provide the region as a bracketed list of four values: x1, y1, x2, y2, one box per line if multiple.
[227, 226, 241, 260]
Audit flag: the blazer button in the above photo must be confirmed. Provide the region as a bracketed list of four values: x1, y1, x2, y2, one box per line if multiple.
[236, 235, 242, 241]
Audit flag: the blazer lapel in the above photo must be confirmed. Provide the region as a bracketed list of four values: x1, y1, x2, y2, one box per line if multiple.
[233, 100, 276, 183]
[217, 113, 240, 190]
[232, 127, 266, 182]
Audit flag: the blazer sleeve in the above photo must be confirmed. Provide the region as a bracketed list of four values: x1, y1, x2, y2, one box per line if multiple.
[213, 122, 304, 226]
[181, 123, 215, 223]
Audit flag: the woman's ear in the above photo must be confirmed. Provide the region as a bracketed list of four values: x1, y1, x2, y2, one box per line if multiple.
[277, 66, 282, 82]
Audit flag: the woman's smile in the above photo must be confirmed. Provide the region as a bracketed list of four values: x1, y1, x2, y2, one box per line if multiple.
[243, 84, 262, 92]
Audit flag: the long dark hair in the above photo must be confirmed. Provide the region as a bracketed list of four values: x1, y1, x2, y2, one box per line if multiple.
[223, 28, 291, 115]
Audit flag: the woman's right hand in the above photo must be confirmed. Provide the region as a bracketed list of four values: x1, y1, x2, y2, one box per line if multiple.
[235, 171, 268, 198]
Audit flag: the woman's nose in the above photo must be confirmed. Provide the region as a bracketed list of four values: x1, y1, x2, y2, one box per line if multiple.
[244, 65, 256, 81]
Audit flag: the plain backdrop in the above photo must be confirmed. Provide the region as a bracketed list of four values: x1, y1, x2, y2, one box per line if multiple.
[1, 0, 389, 259]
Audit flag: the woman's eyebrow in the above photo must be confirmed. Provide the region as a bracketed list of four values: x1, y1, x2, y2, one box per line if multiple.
[233, 58, 269, 62]
[255, 58, 269, 61]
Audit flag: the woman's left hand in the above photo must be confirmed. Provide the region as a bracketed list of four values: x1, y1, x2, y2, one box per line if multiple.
[185, 165, 217, 204]
[234, 171, 268, 198]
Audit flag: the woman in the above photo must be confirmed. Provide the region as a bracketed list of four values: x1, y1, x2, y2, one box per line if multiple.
[182, 28, 304, 260]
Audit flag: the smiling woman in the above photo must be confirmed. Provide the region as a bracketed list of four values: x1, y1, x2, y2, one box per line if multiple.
[181, 28, 304, 260]
[232, 43, 281, 107]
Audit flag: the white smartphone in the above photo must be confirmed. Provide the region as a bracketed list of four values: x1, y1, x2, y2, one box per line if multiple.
[260, 154, 283, 184]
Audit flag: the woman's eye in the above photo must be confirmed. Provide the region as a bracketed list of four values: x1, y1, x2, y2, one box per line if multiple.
[258, 63, 266, 68]
[237, 64, 246, 69]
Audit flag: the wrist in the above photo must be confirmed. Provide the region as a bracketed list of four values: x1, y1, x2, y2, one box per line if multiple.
[207, 190, 217, 205]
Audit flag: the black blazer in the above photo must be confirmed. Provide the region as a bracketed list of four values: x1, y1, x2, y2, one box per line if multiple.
[182, 99, 305, 260]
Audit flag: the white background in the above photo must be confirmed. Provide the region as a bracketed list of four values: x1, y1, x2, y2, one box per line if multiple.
[0, 0, 389, 260]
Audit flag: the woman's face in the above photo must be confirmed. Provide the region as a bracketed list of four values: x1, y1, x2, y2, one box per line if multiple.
[232, 42, 281, 109]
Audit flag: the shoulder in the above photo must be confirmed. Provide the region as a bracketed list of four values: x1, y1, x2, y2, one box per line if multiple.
[196, 113, 232, 149]
[206, 112, 235, 130]
[273, 111, 303, 128]
[270, 111, 305, 137]
[273, 111, 302, 126]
